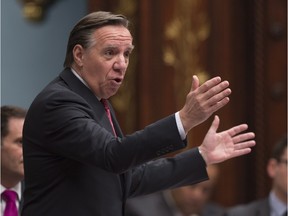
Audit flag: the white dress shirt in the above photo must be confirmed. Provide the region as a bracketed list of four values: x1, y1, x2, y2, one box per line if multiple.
[269, 191, 287, 216]
[1, 183, 22, 215]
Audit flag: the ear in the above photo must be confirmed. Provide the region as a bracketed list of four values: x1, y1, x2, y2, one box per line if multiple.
[267, 158, 277, 178]
[73, 44, 84, 67]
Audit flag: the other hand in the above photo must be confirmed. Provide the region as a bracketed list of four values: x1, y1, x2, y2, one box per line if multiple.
[198, 115, 256, 165]
[179, 75, 231, 133]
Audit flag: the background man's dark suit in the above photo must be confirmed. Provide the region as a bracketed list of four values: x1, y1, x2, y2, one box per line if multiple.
[22, 68, 208, 216]
[125, 191, 225, 216]
[224, 198, 270, 216]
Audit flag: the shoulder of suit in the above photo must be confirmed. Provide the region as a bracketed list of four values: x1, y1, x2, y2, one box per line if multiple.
[226, 197, 269, 215]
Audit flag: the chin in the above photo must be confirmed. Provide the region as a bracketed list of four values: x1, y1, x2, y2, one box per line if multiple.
[108, 91, 118, 98]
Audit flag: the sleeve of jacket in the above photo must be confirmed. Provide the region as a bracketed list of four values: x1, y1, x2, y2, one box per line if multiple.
[24, 85, 188, 174]
[127, 147, 208, 198]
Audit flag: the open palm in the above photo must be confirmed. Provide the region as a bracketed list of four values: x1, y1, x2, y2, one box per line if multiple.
[198, 115, 256, 165]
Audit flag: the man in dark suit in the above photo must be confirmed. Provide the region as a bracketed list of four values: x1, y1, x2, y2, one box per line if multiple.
[125, 165, 225, 216]
[1, 105, 26, 216]
[225, 135, 287, 216]
[21, 11, 256, 216]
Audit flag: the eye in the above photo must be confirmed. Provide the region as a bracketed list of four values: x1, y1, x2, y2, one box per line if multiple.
[15, 138, 23, 146]
[105, 50, 114, 56]
[124, 51, 131, 59]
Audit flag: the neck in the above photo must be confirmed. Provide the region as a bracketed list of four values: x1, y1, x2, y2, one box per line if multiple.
[1, 174, 22, 189]
[273, 188, 287, 204]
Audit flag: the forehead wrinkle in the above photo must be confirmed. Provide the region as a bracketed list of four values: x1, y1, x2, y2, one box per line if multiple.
[104, 43, 135, 51]
[93, 26, 133, 44]
[97, 35, 133, 48]
[98, 33, 132, 41]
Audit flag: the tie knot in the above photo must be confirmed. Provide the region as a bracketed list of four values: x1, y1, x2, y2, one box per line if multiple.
[1, 190, 18, 202]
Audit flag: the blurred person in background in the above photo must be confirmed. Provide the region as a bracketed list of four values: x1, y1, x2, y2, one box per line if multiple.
[225, 135, 287, 216]
[125, 165, 224, 216]
[1, 105, 27, 216]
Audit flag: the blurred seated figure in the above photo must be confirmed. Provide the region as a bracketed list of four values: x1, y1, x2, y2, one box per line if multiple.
[1, 105, 27, 215]
[225, 135, 287, 216]
[125, 165, 224, 216]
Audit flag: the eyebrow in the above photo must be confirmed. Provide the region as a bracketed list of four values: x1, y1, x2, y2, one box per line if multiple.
[104, 44, 135, 51]
[128, 45, 135, 51]
[13, 137, 22, 143]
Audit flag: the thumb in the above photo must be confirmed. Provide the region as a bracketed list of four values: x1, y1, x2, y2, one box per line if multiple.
[208, 115, 220, 133]
[191, 75, 199, 91]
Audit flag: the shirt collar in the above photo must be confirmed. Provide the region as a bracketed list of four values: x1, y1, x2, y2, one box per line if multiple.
[269, 191, 287, 216]
[71, 68, 89, 88]
[1, 183, 22, 200]
[70, 68, 101, 100]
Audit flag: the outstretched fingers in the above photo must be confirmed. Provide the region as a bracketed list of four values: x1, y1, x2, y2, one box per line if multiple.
[202, 79, 231, 114]
[204, 81, 231, 101]
[234, 140, 256, 151]
[197, 76, 222, 94]
[231, 147, 253, 158]
[226, 124, 249, 137]
[208, 97, 230, 114]
[231, 132, 256, 158]
[232, 132, 255, 144]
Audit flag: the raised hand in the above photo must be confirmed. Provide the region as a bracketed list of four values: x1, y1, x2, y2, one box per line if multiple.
[198, 115, 256, 165]
[179, 75, 231, 134]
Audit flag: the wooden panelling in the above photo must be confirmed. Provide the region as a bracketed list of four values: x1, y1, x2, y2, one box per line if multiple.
[89, 0, 287, 207]
[208, 0, 253, 205]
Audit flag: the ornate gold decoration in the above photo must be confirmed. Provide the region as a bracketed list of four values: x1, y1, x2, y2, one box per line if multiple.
[163, 0, 211, 107]
[18, 0, 56, 22]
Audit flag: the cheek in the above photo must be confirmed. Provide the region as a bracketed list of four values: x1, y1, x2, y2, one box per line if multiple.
[85, 61, 110, 80]
[279, 170, 287, 184]
[1, 152, 15, 169]
[3, 146, 22, 160]
[273, 169, 286, 187]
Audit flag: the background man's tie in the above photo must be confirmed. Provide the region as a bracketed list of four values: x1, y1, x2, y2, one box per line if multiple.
[1, 190, 18, 216]
[101, 99, 117, 136]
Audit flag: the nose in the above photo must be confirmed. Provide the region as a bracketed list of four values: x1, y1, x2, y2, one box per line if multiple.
[113, 55, 128, 72]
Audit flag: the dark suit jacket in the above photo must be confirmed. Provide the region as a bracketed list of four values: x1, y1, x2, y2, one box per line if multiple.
[125, 191, 225, 216]
[22, 68, 208, 216]
[19, 181, 25, 213]
[224, 198, 270, 216]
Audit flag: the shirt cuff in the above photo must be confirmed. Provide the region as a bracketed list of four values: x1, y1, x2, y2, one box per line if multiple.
[175, 112, 186, 140]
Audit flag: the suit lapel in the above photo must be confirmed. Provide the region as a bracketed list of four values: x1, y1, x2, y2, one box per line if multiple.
[259, 198, 270, 216]
[59, 68, 122, 137]
[59, 68, 127, 200]
[251, 198, 270, 216]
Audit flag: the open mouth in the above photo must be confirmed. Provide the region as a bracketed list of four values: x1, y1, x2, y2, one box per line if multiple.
[115, 78, 122, 83]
